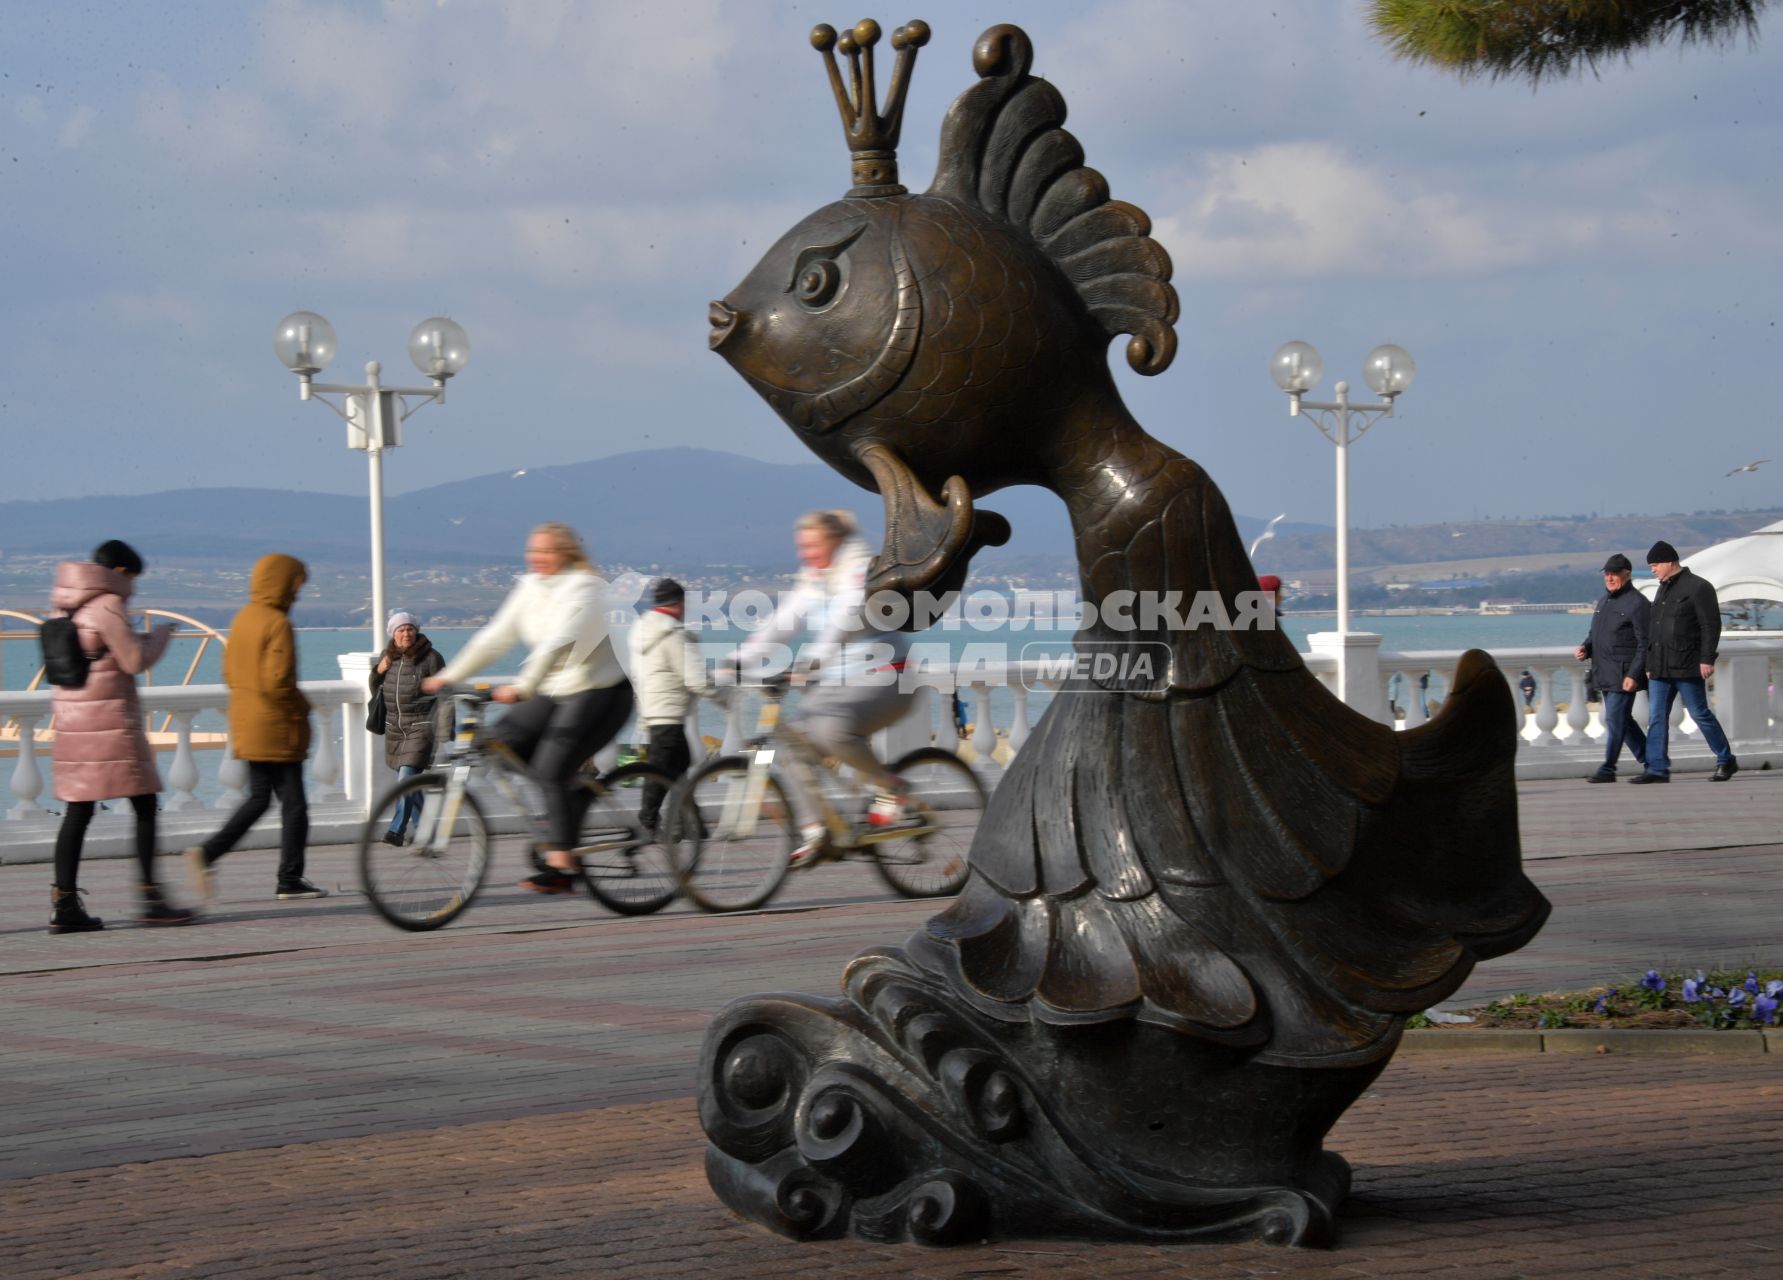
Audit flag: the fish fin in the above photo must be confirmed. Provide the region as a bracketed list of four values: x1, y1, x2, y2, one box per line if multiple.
[856, 440, 1010, 609]
[928, 23, 1177, 376]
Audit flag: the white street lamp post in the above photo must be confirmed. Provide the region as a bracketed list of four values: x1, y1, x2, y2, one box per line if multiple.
[274, 312, 470, 652]
[1270, 340, 1416, 706]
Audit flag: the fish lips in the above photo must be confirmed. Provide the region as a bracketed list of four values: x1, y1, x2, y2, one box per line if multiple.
[708, 300, 740, 352]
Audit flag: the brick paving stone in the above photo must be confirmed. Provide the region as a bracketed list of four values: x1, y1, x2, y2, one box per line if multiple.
[0, 1056, 1779, 1279]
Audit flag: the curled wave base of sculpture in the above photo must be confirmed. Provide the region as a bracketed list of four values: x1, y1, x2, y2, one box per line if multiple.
[702, 949, 1365, 1247]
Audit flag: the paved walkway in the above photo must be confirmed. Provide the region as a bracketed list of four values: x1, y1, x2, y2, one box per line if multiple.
[2, 771, 1780, 1276]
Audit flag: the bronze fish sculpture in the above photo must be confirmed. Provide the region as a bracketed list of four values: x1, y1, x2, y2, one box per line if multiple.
[701, 19, 1549, 1248]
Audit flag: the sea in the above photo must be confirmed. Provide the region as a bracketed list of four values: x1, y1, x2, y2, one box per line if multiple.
[5, 611, 1598, 697]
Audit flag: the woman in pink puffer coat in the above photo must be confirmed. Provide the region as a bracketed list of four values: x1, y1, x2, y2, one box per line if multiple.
[47, 540, 197, 933]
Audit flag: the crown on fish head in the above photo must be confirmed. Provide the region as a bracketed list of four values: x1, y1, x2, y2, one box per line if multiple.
[811, 19, 929, 196]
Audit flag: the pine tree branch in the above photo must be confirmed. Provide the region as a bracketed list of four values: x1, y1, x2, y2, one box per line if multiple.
[1369, 0, 1769, 86]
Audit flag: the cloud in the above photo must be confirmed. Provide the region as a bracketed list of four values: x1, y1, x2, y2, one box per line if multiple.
[59, 105, 97, 148]
[234, 194, 805, 292]
[1153, 140, 1775, 280]
[105, 290, 213, 335]
[133, 86, 281, 172]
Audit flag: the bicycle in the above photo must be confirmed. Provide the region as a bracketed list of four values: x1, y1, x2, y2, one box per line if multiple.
[671, 678, 983, 912]
[357, 688, 684, 931]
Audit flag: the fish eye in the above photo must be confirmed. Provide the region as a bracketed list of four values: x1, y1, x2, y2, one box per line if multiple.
[796, 259, 841, 308]
[784, 223, 864, 313]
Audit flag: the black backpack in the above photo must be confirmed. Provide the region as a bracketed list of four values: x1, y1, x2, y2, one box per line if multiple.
[40, 611, 99, 689]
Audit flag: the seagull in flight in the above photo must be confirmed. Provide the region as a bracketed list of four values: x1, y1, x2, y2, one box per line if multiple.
[512, 468, 528, 479]
[1246, 512, 1287, 560]
[449, 517, 465, 525]
[1726, 459, 1769, 476]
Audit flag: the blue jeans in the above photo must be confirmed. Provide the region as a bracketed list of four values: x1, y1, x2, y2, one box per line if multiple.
[388, 765, 424, 837]
[1598, 687, 1647, 774]
[1645, 676, 1733, 777]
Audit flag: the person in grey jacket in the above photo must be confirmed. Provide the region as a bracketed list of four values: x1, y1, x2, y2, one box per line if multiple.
[1630, 540, 1737, 784]
[369, 612, 446, 844]
[1574, 554, 1647, 782]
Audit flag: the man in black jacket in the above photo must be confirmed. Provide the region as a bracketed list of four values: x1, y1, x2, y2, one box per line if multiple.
[1630, 540, 1737, 784]
[1574, 554, 1647, 782]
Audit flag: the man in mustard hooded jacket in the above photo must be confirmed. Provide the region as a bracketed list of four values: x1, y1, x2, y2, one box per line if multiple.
[184, 554, 327, 900]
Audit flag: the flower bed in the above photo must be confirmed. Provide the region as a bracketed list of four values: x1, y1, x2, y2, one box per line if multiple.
[1412, 968, 1783, 1031]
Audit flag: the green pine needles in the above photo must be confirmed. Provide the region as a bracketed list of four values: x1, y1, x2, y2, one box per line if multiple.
[1368, 0, 1770, 85]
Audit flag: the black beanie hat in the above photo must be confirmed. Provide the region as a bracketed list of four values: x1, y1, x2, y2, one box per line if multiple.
[1646, 540, 1679, 565]
[1601, 554, 1632, 573]
[650, 577, 685, 607]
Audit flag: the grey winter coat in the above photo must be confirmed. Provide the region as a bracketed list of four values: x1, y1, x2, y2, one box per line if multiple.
[368, 635, 446, 770]
[1579, 583, 1648, 693]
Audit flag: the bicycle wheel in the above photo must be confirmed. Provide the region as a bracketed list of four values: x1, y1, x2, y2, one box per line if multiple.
[573, 764, 681, 916]
[672, 754, 793, 912]
[358, 771, 490, 931]
[874, 748, 982, 898]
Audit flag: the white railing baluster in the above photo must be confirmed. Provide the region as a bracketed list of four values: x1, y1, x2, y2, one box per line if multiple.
[1533, 670, 1560, 746]
[1564, 668, 1590, 743]
[721, 695, 745, 754]
[1008, 685, 1032, 753]
[970, 684, 996, 763]
[310, 703, 344, 802]
[8, 712, 47, 818]
[217, 738, 247, 809]
[1401, 668, 1428, 729]
[165, 710, 202, 810]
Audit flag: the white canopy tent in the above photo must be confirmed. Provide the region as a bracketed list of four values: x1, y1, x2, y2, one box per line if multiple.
[1638, 518, 1783, 606]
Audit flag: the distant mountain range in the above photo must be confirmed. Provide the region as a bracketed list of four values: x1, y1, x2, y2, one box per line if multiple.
[0, 448, 1327, 570]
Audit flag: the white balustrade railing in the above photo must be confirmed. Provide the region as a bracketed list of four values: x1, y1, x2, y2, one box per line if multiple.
[6, 636, 1782, 859]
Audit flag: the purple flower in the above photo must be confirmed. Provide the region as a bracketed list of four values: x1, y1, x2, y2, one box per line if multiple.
[1682, 978, 1701, 1004]
[1640, 970, 1666, 993]
[1744, 972, 1760, 995]
[1728, 988, 1747, 1009]
[1707, 986, 1727, 999]
[1592, 994, 1610, 1015]
[1766, 980, 1783, 1000]
[1757, 995, 1780, 1026]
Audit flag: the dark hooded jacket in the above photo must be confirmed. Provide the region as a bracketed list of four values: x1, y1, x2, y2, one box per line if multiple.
[1579, 581, 1648, 693]
[224, 554, 310, 762]
[368, 632, 446, 770]
[1645, 566, 1722, 680]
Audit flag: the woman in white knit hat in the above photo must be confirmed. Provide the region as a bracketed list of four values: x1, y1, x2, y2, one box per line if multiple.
[368, 610, 446, 844]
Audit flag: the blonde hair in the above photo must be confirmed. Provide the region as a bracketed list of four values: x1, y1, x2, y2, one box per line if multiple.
[530, 521, 594, 572]
[795, 509, 857, 543]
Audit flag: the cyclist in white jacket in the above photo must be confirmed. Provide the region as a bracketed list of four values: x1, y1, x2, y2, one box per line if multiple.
[734, 509, 912, 864]
[423, 522, 633, 895]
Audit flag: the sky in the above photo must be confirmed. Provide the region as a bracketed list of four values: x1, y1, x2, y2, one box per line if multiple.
[3, 0, 1780, 551]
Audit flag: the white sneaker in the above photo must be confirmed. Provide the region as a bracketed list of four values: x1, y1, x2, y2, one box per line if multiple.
[790, 825, 828, 868]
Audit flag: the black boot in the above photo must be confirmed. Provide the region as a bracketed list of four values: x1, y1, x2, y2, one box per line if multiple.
[49, 887, 105, 935]
[140, 883, 198, 926]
